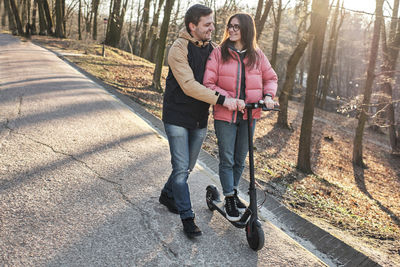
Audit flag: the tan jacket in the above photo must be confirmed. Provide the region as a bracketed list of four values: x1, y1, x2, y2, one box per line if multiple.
[167, 29, 219, 105]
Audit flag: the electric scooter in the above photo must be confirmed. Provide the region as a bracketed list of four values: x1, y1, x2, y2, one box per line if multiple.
[206, 100, 279, 251]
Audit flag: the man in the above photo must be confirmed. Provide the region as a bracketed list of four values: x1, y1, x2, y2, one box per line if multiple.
[159, 4, 243, 238]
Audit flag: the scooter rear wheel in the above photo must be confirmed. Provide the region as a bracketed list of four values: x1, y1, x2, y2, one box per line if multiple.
[246, 221, 264, 251]
[206, 187, 217, 211]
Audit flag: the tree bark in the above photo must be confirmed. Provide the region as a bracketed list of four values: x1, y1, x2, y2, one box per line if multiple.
[31, 0, 37, 34]
[92, 0, 100, 40]
[55, 0, 64, 37]
[139, 0, 151, 57]
[105, 0, 121, 47]
[278, 28, 315, 128]
[4, 0, 16, 32]
[78, 0, 82, 40]
[142, 0, 165, 61]
[270, 0, 282, 69]
[41, 0, 53, 35]
[9, 0, 24, 35]
[353, 0, 384, 167]
[318, 0, 345, 108]
[152, 0, 174, 92]
[297, 0, 329, 174]
[132, 0, 143, 55]
[379, 0, 400, 153]
[254, 0, 273, 41]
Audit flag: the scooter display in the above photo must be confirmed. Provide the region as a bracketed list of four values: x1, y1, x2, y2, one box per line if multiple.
[206, 100, 279, 251]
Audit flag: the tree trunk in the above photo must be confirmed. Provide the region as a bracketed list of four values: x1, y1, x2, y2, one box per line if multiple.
[4, 0, 16, 33]
[297, 0, 329, 174]
[78, 0, 82, 40]
[270, 0, 282, 69]
[142, 0, 165, 61]
[318, 0, 345, 108]
[152, 0, 174, 92]
[379, 0, 400, 153]
[353, 0, 384, 167]
[9, 0, 24, 35]
[115, 0, 129, 46]
[105, 0, 121, 47]
[1, 0, 5, 27]
[37, 0, 46, 34]
[278, 28, 315, 128]
[254, 0, 273, 41]
[92, 0, 100, 40]
[132, 0, 142, 55]
[139, 0, 151, 57]
[62, 0, 66, 37]
[55, 0, 64, 37]
[31, 0, 37, 34]
[41, 0, 53, 35]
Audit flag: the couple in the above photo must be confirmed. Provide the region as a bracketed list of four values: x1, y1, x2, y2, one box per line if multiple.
[159, 4, 278, 238]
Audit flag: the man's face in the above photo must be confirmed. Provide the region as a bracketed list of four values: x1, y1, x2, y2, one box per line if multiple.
[190, 14, 215, 41]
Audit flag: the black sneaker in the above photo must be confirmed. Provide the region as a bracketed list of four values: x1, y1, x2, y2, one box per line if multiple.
[234, 189, 247, 213]
[182, 217, 202, 238]
[224, 196, 240, 222]
[159, 191, 179, 214]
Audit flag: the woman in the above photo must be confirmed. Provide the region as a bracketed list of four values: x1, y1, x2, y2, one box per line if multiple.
[203, 13, 278, 222]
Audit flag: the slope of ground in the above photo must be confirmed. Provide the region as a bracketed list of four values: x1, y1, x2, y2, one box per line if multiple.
[27, 35, 400, 266]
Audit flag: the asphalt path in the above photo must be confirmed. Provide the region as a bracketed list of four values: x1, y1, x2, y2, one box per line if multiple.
[0, 34, 325, 266]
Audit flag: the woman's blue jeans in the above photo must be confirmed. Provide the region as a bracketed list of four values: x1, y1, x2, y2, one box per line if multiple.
[162, 123, 207, 219]
[214, 118, 256, 196]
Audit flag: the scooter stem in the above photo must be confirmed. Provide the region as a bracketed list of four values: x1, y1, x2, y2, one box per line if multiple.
[246, 106, 258, 221]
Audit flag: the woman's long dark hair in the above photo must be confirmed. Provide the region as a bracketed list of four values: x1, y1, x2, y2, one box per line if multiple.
[220, 13, 259, 68]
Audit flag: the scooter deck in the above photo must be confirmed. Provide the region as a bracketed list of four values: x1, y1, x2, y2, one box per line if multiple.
[209, 198, 252, 228]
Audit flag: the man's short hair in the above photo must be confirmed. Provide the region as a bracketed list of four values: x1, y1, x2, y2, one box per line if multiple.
[185, 4, 213, 33]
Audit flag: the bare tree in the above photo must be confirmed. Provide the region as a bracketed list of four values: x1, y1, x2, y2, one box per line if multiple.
[41, 0, 53, 35]
[55, 0, 64, 37]
[254, 0, 273, 41]
[317, 0, 345, 108]
[78, 0, 82, 39]
[92, 0, 100, 40]
[152, 0, 174, 92]
[139, 0, 151, 57]
[353, 0, 384, 167]
[270, 0, 282, 69]
[142, 0, 165, 61]
[9, 0, 24, 35]
[132, 0, 143, 55]
[377, 0, 400, 154]
[297, 0, 329, 174]
[3, 0, 16, 33]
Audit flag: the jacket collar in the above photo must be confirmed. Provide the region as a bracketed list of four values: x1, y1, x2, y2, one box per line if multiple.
[178, 28, 211, 48]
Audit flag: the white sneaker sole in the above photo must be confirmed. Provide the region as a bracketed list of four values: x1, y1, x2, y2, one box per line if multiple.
[224, 207, 241, 222]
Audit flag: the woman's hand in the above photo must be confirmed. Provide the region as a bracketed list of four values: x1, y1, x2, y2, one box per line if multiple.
[263, 95, 276, 109]
[236, 99, 245, 113]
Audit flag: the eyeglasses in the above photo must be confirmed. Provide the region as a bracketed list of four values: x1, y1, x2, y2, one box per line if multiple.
[227, 24, 240, 32]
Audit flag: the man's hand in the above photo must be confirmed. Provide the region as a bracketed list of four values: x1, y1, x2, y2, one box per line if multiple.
[222, 97, 239, 111]
[263, 95, 276, 109]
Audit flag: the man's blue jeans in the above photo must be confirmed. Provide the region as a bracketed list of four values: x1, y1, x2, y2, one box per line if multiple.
[162, 123, 207, 219]
[214, 118, 256, 196]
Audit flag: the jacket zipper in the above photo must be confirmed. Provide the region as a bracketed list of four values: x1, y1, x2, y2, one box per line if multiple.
[231, 51, 241, 124]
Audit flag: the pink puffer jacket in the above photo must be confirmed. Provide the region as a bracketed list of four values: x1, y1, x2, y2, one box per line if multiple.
[203, 46, 278, 122]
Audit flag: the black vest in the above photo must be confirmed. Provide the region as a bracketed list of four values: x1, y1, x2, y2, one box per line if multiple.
[162, 42, 213, 129]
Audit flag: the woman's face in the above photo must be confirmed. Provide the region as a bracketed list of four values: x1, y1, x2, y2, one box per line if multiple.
[228, 17, 241, 43]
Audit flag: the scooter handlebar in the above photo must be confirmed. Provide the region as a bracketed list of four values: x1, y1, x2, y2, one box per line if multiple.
[245, 100, 280, 111]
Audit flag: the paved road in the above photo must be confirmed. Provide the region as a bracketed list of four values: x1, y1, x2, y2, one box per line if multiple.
[0, 34, 325, 266]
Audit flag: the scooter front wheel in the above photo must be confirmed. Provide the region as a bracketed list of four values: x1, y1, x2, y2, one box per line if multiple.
[246, 220, 264, 251]
[206, 186, 218, 211]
